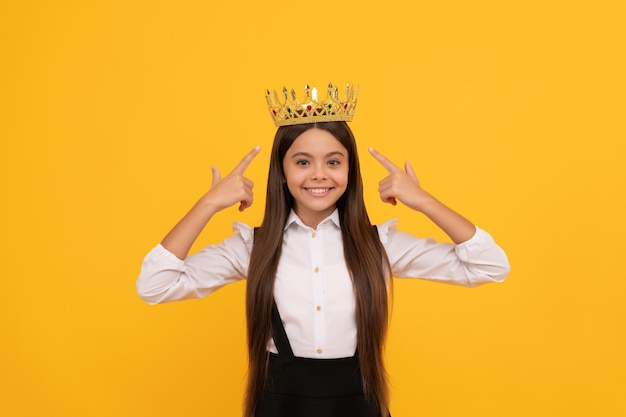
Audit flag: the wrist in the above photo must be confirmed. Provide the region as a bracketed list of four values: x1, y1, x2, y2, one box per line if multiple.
[194, 194, 222, 219]
[410, 189, 437, 212]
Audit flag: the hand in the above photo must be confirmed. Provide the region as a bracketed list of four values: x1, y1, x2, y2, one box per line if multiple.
[368, 147, 429, 211]
[204, 146, 261, 212]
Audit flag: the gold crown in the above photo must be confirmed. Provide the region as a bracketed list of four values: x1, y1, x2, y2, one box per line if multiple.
[266, 83, 359, 127]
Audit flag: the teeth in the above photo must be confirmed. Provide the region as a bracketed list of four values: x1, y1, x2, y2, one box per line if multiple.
[308, 188, 329, 194]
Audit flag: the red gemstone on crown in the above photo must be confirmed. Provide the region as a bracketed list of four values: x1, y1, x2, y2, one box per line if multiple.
[306, 105, 312, 112]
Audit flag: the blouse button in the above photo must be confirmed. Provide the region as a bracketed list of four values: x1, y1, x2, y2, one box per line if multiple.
[314, 267, 319, 273]
[316, 305, 321, 311]
[316, 348, 323, 354]
[311, 232, 316, 238]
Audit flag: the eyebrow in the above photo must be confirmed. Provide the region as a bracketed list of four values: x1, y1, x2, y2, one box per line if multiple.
[290, 151, 346, 158]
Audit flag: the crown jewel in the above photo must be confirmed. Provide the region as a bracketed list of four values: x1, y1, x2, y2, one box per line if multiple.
[266, 83, 359, 127]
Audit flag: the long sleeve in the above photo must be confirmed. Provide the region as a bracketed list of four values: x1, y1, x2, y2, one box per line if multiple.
[136, 222, 253, 304]
[136, 210, 510, 358]
[378, 220, 510, 287]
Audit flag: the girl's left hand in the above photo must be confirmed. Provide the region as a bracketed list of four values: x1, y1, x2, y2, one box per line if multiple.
[369, 147, 430, 211]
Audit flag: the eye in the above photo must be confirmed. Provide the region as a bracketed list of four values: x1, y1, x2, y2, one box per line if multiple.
[296, 159, 309, 166]
[328, 159, 341, 166]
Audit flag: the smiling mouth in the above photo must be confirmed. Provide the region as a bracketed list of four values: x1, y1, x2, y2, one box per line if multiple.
[305, 187, 332, 195]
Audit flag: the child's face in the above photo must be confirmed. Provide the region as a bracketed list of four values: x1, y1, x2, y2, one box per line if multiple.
[282, 128, 349, 228]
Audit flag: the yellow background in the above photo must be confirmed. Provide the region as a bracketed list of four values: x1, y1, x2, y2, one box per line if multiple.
[2, 1, 624, 416]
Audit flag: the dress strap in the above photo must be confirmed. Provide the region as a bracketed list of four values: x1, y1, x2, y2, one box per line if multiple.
[271, 301, 294, 356]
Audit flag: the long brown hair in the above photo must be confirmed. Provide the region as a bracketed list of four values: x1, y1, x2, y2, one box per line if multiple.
[244, 121, 391, 417]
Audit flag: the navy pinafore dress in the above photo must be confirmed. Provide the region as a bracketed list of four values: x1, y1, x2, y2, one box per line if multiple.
[255, 302, 391, 417]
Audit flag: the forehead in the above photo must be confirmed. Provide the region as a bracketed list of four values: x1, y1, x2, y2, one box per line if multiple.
[286, 128, 348, 155]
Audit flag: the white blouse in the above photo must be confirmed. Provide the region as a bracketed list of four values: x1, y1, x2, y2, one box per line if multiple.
[137, 209, 510, 358]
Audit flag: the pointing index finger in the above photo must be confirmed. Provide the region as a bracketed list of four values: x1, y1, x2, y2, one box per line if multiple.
[369, 147, 401, 173]
[233, 146, 261, 175]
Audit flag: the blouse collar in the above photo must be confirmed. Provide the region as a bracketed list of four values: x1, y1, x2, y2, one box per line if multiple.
[285, 208, 340, 231]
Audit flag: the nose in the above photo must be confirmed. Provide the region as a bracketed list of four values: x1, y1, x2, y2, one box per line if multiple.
[311, 164, 327, 180]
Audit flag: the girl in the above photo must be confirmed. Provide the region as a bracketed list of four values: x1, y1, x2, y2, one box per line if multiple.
[137, 86, 510, 417]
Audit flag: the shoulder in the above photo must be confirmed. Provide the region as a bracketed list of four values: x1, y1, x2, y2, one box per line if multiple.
[231, 221, 255, 249]
[374, 219, 399, 244]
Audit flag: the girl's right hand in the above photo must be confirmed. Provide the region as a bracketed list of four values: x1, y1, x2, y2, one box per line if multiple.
[160, 146, 261, 259]
[203, 146, 261, 213]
